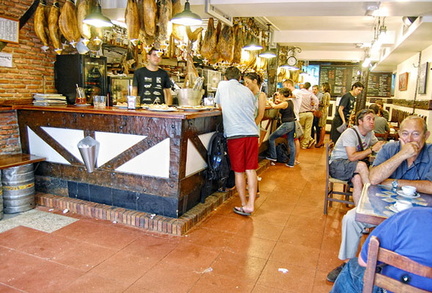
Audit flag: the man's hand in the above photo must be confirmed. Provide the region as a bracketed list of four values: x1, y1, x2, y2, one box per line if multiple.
[371, 141, 385, 153]
[399, 138, 421, 159]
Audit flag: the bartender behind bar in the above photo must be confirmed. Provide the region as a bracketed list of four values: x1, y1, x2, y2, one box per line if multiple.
[132, 48, 173, 105]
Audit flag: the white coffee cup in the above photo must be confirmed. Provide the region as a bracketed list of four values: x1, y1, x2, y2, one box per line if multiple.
[401, 186, 417, 196]
[395, 200, 412, 211]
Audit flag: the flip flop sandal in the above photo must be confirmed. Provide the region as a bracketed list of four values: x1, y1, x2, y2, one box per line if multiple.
[233, 207, 252, 216]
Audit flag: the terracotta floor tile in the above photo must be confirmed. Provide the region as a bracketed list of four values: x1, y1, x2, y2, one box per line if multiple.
[189, 272, 255, 293]
[224, 234, 277, 259]
[60, 273, 130, 293]
[163, 242, 220, 271]
[239, 220, 285, 241]
[270, 242, 320, 268]
[184, 227, 234, 249]
[55, 242, 117, 271]
[4, 252, 83, 293]
[86, 250, 157, 285]
[278, 226, 324, 249]
[252, 284, 288, 293]
[128, 261, 201, 293]
[313, 270, 335, 293]
[256, 259, 316, 293]
[0, 283, 22, 293]
[198, 213, 248, 234]
[0, 226, 47, 250]
[251, 209, 290, 227]
[18, 233, 78, 259]
[120, 234, 180, 260]
[210, 250, 267, 282]
[53, 219, 142, 250]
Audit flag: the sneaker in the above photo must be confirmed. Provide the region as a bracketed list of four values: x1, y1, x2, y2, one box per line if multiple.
[307, 139, 316, 149]
[326, 263, 346, 282]
[266, 156, 277, 162]
[295, 160, 300, 165]
[285, 164, 294, 168]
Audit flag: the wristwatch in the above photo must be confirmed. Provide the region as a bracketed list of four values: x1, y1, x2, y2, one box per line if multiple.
[392, 179, 399, 190]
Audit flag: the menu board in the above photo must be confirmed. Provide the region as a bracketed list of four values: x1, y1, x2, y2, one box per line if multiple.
[0, 16, 19, 43]
[367, 72, 392, 97]
[319, 65, 360, 96]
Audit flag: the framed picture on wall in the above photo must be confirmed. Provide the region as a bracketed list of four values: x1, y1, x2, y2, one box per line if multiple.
[399, 72, 409, 91]
[418, 62, 429, 94]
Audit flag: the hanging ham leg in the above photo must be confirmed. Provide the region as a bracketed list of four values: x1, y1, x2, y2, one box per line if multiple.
[59, 0, 81, 47]
[126, 0, 140, 44]
[34, 0, 49, 51]
[48, 0, 62, 54]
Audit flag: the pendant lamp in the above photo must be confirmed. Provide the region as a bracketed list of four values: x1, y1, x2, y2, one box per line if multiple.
[84, 0, 113, 27]
[243, 39, 263, 51]
[259, 24, 276, 58]
[171, 0, 202, 26]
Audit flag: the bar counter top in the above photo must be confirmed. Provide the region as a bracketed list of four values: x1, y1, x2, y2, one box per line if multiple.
[12, 104, 221, 119]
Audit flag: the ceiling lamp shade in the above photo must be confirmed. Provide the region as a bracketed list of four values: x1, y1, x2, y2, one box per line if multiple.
[243, 40, 263, 51]
[279, 64, 299, 71]
[83, 1, 113, 27]
[259, 24, 276, 58]
[259, 49, 277, 58]
[170, 0, 202, 26]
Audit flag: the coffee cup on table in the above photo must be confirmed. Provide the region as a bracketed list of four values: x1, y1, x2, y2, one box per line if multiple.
[401, 186, 417, 196]
[395, 200, 413, 211]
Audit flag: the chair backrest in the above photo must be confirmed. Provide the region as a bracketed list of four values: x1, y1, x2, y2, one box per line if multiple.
[325, 142, 334, 179]
[374, 131, 389, 141]
[363, 236, 432, 293]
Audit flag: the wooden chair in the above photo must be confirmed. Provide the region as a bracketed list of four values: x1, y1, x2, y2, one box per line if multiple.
[374, 131, 389, 141]
[323, 142, 354, 214]
[363, 236, 432, 293]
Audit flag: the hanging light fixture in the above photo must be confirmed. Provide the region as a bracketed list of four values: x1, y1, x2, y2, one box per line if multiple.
[259, 24, 276, 58]
[83, 0, 113, 27]
[243, 39, 263, 51]
[171, 0, 202, 26]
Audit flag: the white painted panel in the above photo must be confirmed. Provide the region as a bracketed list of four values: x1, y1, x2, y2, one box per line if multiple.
[95, 132, 146, 167]
[185, 131, 215, 177]
[116, 138, 170, 178]
[28, 127, 70, 164]
[42, 127, 85, 163]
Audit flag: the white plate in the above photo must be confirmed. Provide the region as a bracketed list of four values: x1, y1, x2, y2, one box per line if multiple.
[147, 107, 178, 112]
[388, 205, 399, 213]
[74, 104, 91, 107]
[177, 107, 212, 112]
[396, 190, 420, 199]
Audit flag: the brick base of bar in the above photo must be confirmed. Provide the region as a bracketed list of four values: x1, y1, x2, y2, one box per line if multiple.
[36, 160, 269, 235]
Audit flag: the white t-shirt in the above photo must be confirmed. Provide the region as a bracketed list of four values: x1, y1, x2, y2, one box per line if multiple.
[330, 126, 378, 162]
[215, 79, 258, 138]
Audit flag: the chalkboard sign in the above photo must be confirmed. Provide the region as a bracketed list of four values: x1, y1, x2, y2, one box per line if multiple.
[367, 72, 392, 97]
[319, 65, 360, 97]
[0, 16, 19, 43]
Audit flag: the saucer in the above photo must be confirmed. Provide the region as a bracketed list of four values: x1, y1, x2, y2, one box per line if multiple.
[388, 205, 399, 213]
[396, 190, 420, 199]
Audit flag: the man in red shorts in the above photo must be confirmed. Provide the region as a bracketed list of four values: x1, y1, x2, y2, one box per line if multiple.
[215, 66, 259, 216]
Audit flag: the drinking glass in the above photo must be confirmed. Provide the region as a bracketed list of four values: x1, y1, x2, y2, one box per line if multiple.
[76, 87, 86, 104]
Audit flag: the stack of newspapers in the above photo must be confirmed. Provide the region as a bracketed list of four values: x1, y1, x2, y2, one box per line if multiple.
[33, 94, 67, 106]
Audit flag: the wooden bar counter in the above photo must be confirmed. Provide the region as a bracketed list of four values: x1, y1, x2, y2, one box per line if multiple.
[13, 105, 222, 218]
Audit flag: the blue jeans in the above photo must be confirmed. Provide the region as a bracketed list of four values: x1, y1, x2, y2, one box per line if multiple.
[268, 121, 295, 166]
[330, 258, 382, 293]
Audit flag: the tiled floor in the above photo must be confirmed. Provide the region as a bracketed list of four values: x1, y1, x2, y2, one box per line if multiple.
[0, 144, 352, 293]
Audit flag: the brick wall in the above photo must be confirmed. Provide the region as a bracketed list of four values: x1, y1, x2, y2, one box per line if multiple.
[0, 110, 21, 154]
[0, 0, 66, 155]
[0, 0, 61, 104]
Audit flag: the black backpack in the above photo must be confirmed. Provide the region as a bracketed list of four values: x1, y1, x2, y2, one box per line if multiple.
[200, 130, 232, 202]
[276, 142, 290, 163]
